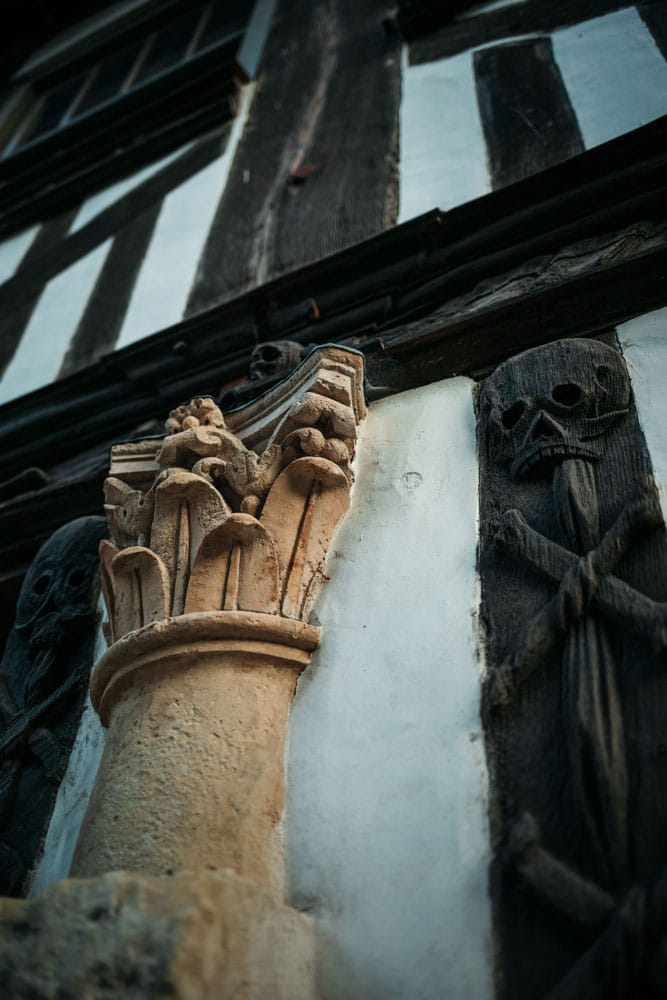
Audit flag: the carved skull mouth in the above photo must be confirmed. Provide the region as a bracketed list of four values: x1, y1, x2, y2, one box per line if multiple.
[512, 409, 606, 478]
[481, 339, 632, 482]
[514, 437, 600, 478]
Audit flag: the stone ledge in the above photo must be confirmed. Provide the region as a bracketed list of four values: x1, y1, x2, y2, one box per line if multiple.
[0, 869, 316, 1000]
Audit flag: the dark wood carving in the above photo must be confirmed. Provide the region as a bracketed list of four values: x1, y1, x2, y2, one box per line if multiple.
[0, 516, 106, 896]
[478, 338, 667, 999]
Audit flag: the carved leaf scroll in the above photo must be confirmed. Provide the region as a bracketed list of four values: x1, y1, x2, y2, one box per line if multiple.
[261, 457, 350, 620]
[185, 515, 281, 615]
[99, 347, 366, 643]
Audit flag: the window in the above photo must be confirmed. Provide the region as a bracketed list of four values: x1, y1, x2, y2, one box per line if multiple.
[0, 0, 273, 237]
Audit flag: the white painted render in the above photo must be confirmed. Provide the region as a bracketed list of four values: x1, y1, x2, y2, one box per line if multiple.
[70, 146, 186, 233]
[286, 378, 493, 1000]
[0, 86, 253, 403]
[619, 306, 667, 512]
[0, 225, 38, 284]
[398, 47, 491, 222]
[115, 83, 255, 348]
[29, 599, 107, 895]
[553, 8, 667, 149]
[0, 238, 111, 405]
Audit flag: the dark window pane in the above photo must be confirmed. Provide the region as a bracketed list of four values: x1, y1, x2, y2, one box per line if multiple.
[194, 0, 246, 53]
[132, 9, 201, 85]
[17, 72, 86, 147]
[72, 43, 142, 117]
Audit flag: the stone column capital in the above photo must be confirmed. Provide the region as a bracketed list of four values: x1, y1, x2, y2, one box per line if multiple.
[96, 345, 366, 706]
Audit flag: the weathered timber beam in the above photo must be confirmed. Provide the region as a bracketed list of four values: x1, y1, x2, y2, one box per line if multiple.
[1, 214, 665, 578]
[363, 219, 667, 386]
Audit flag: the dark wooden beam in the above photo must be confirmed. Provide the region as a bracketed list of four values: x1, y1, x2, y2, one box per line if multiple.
[0, 206, 77, 375]
[186, 0, 401, 315]
[474, 37, 584, 189]
[57, 203, 163, 376]
[638, 1, 667, 59]
[396, 0, 487, 39]
[365, 219, 667, 386]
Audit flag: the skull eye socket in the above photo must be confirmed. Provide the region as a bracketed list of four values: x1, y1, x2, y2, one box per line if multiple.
[551, 383, 582, 407]
[32, 573, 51, 596]
[66, 567, 87, 589]
[501, 401, 526, 430]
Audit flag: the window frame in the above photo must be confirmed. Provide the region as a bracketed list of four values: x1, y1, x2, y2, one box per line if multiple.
[0, 0, 274, 238]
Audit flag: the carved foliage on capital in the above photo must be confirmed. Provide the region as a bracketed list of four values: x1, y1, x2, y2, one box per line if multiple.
[100, 348, 365, 643]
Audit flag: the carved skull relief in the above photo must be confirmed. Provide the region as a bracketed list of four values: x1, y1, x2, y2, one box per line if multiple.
[478, 337, 667, 1000]
[482, 339, 631, 478]
[249, 341, 305, 381]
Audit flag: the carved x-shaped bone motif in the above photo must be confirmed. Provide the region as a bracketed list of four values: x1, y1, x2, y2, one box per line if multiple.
[509, 814, 667, 999]
[488, 492, 665, 709]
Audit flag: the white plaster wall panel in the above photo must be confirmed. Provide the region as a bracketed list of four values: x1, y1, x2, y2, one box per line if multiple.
[553, 9, 667, 150]
[29, 598, 108, 896]
[0, 239, 111, 405]
[0, 149, 181, 404]
[70, 146, 186, 232]
[286, 378, 493, 1000]
[0, 225, 38, 284]
[619, 306, 667, 515]
[398, 49, 491, 223]
[116, 84, 255, 349]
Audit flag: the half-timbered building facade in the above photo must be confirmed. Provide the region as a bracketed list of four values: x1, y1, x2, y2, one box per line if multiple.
[0, 1, 667, 996]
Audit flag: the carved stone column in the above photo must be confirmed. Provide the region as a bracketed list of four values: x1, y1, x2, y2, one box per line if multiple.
[72, 347, 365, 905]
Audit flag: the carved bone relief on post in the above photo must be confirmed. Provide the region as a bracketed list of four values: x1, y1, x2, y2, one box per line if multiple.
[478, 338, 667, 1000]
[0, 516, 107, 896]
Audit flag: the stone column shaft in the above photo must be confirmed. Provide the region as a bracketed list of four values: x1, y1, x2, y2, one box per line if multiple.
[72, 613, 318, 897]
[72, 348, 365, 910]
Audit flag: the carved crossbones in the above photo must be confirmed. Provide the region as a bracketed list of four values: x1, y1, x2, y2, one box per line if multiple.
[483, 339, 667, 893]
[509, 814, 667, 999]
[489, 487, 666, 709]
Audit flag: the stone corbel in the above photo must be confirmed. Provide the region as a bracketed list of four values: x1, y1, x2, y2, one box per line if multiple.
[71, 347, 365, 927]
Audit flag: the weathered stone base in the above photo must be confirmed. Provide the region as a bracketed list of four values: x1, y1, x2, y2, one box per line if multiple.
[0, 869, 317, 999]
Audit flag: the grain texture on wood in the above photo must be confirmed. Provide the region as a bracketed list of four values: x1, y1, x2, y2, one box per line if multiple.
[364, 219, 667, 386]
[185, 0, 400, 315]
[474, 38, 584, 190]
